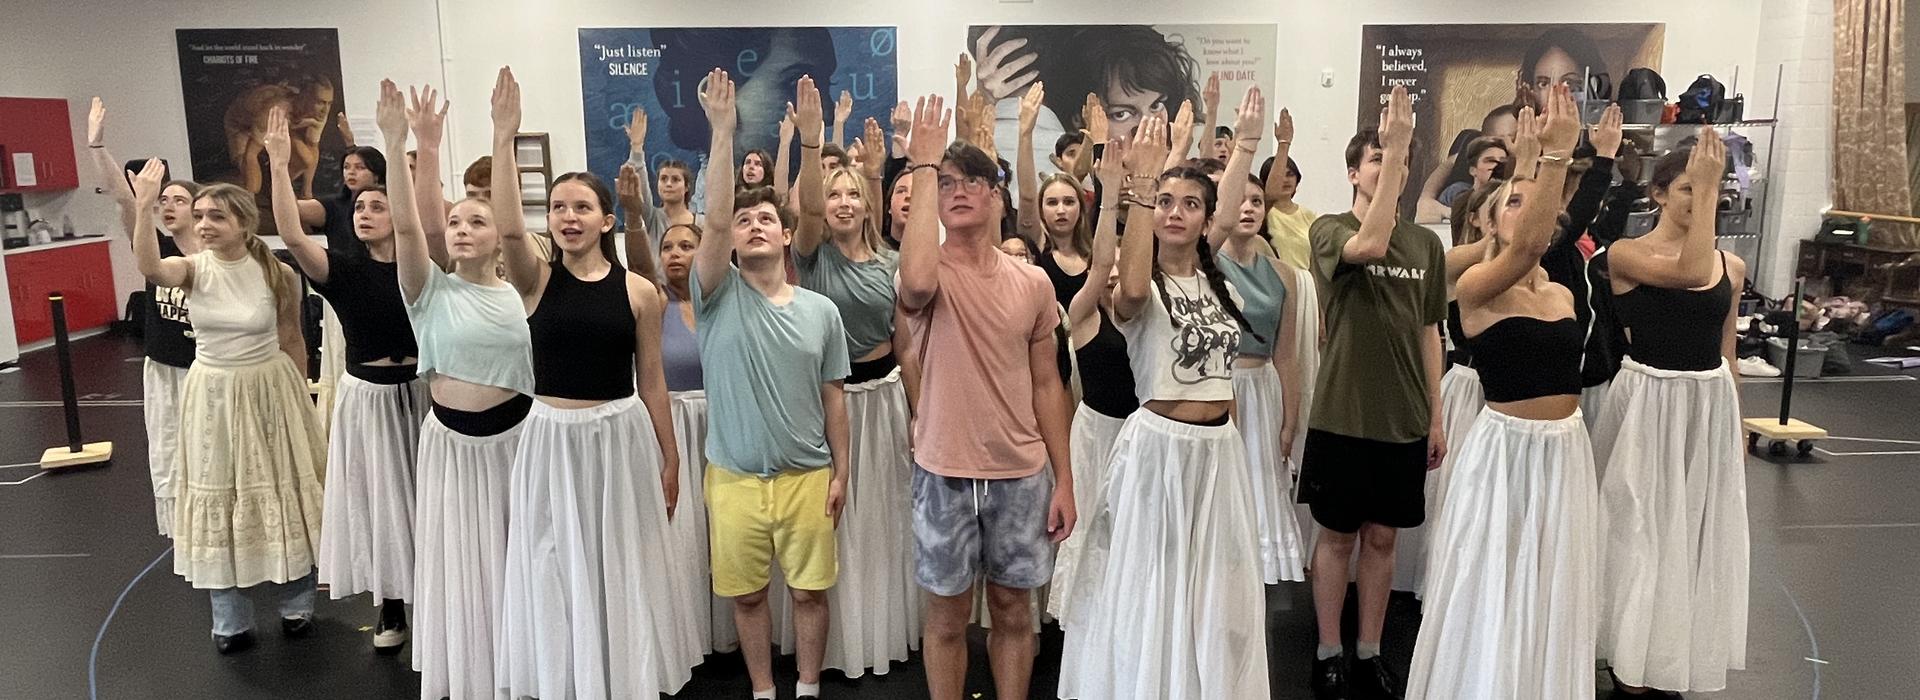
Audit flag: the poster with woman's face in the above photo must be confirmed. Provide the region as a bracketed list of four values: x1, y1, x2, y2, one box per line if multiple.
[1354, 23, 1664, 218]
[579, 26, 898, 213]
[964, 24, 1277, 200]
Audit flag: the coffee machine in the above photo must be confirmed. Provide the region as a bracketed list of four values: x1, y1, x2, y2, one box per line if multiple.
[1, 193, 27, 249]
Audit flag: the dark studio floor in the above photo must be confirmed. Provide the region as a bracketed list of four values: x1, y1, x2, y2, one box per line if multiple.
[3, 332, 1918, 699]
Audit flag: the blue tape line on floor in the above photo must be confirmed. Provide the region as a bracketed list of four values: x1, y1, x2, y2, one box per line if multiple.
[90, 547, 171, 700]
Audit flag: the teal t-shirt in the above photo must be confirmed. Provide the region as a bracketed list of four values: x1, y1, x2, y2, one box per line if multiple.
[796, 242, 899, 358]
[692, 265, 851, 476]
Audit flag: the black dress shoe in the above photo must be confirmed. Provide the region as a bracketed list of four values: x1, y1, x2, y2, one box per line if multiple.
[1610, 670, 1685, 699]
[281, 615, 314, 638]
[1311, 654, 1349, 700]
[1351, 655, 1403, 700]
[213, 630, 255, 655]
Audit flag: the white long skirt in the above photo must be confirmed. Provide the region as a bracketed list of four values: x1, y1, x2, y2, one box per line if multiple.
[1407, 409, 1599, 700]
[1231, 364, 1306, 583]
[143, 359, 188, 537]
[809, 370, 921, 676]
[1395, 365, 1485, 598]
[412, 411, 520, 700]
[1048, 403, 1127, 624]
[1579, 380, 1610, 434]
[1059, 410, 1268, 700]
[1591, 358, 1748, 692]
[1288, 267, 1321, 533]
[172, 356, 326, 589]
[498, 397, 701, 699]
[318, 373, 428, 601]
[668, 391, 730, 654]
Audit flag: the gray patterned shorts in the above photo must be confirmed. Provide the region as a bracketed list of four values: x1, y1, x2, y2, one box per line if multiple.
[910, 463, 1055, 597]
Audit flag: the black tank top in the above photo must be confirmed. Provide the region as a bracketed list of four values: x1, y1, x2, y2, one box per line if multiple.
[1614, 253, 1732, 372]
[1037, 251, 1087, 311]
[528, 257, 637, 400]
[1467, 316, 1583, 403]
[1446, 301, 1472, 368]
[1075, 308, 1139, 419]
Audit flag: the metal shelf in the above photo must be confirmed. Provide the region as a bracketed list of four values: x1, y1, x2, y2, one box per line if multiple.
[1624, 119, 1777, 131]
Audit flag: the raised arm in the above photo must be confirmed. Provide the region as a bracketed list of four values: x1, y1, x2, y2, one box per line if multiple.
[406, 85, 451, 271]
[1454, 85, 1579, 309]
[857, 117, 887, 200]
[1207, 86, 1265, 251]
[1015, 82, 1046, 243]
[267, 106, 331, 285]
[1263, 108, 1295, 205]
[775, 110, 795, 199]
[896, 95, 951, 312]
[1612, 126, 1726, 289]
[85, 98, 139, 237]
[1558, 104, 1621, 249]
[831, 90, 853, 147]
[616, 164, 659, 282]
[791, 76, 829, 258]
[1113, 113, 1172, 323]
[130, 159, 192, 287]
[620, 106, 663, 218]
[889, 100, 912, 160]
[1342, 85, 1413, 264]
[1071, 95, 1106, 183]
[1163, 100, 1196, 171]
[1199, 72, 1222, 153]
[694, 68, 740, 298]
[369, 81, 429, 305]
[490, 67, 544, 299]
[1068, 137, 1127, 327]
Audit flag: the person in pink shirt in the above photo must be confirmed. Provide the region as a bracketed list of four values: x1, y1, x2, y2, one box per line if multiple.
[895, 94, 1076, 700]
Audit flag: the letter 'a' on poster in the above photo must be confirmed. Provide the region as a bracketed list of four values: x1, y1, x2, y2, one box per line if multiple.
[578, 27, 900, 218]
[174, 28, 348, 236]
[1355, 23, 1666, 210]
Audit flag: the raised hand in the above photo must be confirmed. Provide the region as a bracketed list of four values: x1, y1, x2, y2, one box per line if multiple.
[131, 158, 166, 205]
[834, 90, 854, 127]
[792, 75, 824, 143]
[264, 106, 293, 166]
[1274, 107, 1294, 145]
[624, 104, 649, 152]
[954, 52, 973, 101]
[1231, 86, 1266, 143]
[1590, 102, 1624, 159]
[906, 95, 950, 166]
[779, 108, 796, 144]
[699, 68, 737, 135]
[1124, 113, 1171, 176]
[890, 100, 912, 155]
[1510, 106, 1541, 171]
[1171, 99, 1196, 145]
[971, 104, 998, 163]
[1017, 82, 1046, 135]
[971, 25, 1038, 102]
[616, 163, 645, 213]
[375, 79, 408, 144]
[860, 117, 886, 179]
[407, 85, 448, 150]
[1378, 85, 1414, 156]
[1096, 136, 1128, 187]
[491, 66, 522, 136]
[87, 97, 106, 148]
[1083, 94, 1110, 144]
[335, 111, 356, 145]
[1538, 84, 1581, 154]
[1202, 72, 1222, 125]
[1686, 125, 1726, 191]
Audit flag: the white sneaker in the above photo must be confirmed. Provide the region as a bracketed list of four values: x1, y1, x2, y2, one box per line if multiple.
[1738, 356, 1782, 377]
[1736, 315, 1753, 332]
[373, 624, 408, 651]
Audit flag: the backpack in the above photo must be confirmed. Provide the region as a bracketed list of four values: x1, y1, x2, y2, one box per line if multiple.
[1617, 68, 1666, 101]
[1861, 308, 1916, 345]
[1676, 74, 1725, 124]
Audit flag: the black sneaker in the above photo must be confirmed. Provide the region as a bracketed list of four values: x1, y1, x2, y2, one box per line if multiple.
[281, 615, 314, 638]
[1311, 654, 1349, 700]
[1351, 655, 1403, 700]
[213, 630, 255, 655]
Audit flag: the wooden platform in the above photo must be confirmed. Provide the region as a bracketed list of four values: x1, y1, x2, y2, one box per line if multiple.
[1743, 417, 1829, 440]
[39, 440, 112, 469]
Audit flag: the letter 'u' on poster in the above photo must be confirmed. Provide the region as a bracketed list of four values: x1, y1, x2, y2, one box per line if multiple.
[11, 153, 37, 187]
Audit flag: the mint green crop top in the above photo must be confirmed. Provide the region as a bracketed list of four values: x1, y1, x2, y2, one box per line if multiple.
[404, 271, 536, 396]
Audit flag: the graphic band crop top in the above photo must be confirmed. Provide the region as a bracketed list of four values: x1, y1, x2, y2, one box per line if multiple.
[404, 271, 535, 396]
[1118, 274, 1242, 403]
[1215, 252, 1286, 357]
[1613, 253, 1732, 372]
[310, 251, 419, 372]
[1465, 316, 1583, 403]
[528, 258, 637, 400]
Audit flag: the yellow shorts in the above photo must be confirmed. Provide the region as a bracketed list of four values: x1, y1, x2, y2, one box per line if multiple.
[705, 464, 838, 597]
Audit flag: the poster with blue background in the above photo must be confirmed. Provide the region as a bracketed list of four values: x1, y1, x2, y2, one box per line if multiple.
[579, 26, 898, 213]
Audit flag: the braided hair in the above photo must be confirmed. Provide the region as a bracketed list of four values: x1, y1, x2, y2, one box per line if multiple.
[1150, 166, 1265, 346]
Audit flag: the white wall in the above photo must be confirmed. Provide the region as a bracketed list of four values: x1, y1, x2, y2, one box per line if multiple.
[3, 0, 1815, 301]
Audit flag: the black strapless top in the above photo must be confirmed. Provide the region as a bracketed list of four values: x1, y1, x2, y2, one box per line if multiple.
[1466, 316, 1584, 403]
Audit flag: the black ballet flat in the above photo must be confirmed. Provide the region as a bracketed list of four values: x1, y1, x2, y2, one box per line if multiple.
[1609, 669, 1684, 699]
[213, 630, 255, 655]
[281, 615, 314, 638]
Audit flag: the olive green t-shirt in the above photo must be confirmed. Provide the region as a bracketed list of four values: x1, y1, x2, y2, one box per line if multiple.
[1308, 212, 1447, 442]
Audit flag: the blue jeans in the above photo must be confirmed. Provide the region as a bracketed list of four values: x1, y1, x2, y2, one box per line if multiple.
[208, 571, 317, 636]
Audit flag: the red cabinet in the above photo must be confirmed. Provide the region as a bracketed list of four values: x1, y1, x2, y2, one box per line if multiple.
[0, 97, 80, 193]
[7, 240, 117, 345]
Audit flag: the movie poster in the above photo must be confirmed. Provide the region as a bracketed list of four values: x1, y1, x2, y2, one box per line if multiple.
[175, 28, 348, 231]
[1355, 23, 1664, 220]
[964, 24, 1278, 200]
[579, 26, 899, 212]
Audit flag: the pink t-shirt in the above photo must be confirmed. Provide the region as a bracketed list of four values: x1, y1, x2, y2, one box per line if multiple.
[902, 250, 1059, 479]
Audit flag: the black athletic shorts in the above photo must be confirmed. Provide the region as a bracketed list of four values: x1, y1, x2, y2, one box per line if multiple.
[1297, 429, 1429, 534]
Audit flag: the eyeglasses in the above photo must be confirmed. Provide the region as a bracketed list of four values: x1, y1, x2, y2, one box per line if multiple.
[937, 175, 992, 195]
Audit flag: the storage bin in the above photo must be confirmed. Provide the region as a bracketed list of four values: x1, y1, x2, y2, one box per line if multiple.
[1767, 337, 1827, 379]
[1717, 209, 1752, 235]
[1621, 98, 1665, 124]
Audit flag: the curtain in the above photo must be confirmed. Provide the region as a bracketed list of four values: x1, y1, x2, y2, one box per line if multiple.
[1833, 0, 1914, 246]
[1908, 104, 1919, 218]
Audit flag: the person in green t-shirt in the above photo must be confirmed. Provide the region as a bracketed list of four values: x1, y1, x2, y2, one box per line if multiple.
[1299, 86, 1448, 700]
